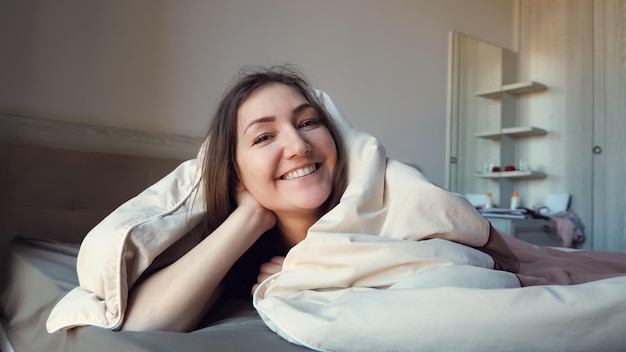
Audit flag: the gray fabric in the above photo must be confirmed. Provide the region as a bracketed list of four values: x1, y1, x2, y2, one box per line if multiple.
[0, 238, 309, 352]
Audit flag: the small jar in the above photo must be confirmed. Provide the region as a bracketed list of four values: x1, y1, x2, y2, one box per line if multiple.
[518, 159, 527, 171]
[485, 192, 493, 209]
[510, 191, 520, 209]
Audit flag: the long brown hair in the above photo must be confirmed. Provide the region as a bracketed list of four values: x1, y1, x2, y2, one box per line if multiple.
[199, 65, 347, 236]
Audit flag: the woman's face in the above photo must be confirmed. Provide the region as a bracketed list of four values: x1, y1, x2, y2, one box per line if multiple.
[235, 83, 337, 219]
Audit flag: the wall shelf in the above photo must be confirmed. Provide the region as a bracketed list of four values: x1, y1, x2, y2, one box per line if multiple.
[474, 126, 548, 140]
[474, 170, 547, 179]
[469, 80, 549, 206]
[475, 81, 548, 99]
[475, 88, 502, 99]
[502, 81, 548, 95]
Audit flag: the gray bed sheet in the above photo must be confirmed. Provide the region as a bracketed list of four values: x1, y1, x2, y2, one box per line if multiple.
[0, 237, 309, 352]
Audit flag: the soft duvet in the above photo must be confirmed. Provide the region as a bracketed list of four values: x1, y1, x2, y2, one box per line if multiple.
[46, 91, 626, 351]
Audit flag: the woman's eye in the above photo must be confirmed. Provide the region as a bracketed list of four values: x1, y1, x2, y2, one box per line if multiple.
[252, 134, 272, 145]
[299, 118, 321, 129]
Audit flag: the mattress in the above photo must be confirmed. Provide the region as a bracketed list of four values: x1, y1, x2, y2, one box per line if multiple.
[0, 237, 308, 352]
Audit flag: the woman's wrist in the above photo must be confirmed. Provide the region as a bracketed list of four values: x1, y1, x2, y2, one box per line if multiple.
[232, 205, 276, 235]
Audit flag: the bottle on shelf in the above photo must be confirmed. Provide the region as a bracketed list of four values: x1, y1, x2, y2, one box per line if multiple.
[510, 191, 520, 209]
[484, 192, 493, 209]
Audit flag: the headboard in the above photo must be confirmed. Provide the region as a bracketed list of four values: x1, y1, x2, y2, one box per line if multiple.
[0, 114, 204, 288]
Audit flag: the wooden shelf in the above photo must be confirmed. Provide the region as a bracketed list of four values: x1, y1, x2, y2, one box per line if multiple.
[474, 170, 547, 179]
[473, 129, 501, 139]
[475, 88, 502, 99]
[502, 81, 548, 95]
[475, 81, 548, 99]
[474, 126, 548, 140]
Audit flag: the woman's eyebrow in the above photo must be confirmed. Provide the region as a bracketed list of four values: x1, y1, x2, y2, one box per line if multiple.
[243, 116, 275, 134]
[243, 103, 314, 134]
[292, 103, 314, 116]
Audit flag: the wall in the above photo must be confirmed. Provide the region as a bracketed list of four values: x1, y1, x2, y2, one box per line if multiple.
[0, 0, 515, 186]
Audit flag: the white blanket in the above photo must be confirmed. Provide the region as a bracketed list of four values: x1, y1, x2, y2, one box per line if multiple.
[251, 96, 626, 351]
[47, 91, 626, 351]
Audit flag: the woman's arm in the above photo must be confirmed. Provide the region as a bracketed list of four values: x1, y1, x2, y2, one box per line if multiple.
[121, 193, 275, 332]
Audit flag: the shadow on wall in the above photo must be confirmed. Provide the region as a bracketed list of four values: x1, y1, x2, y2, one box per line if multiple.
[0, 1, 175, 129]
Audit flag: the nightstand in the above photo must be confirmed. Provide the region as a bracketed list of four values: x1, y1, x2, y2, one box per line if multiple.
[485, 217, 561, 247]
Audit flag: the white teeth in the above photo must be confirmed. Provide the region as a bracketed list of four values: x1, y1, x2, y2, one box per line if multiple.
[283, 164, 317, 180]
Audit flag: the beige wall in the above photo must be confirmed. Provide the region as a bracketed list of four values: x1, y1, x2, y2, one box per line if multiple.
[0, 0, 515, 186]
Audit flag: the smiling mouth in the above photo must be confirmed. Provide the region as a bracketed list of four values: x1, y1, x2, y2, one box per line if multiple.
[281, 163, 319, 180]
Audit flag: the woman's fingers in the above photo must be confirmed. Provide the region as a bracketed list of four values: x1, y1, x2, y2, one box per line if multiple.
[269, 256, 285, 265]
[252, 256, 286, 295]
[257, 257, 284, 280]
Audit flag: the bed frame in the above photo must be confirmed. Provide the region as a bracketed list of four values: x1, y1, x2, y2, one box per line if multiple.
[0, 114, 201, 282]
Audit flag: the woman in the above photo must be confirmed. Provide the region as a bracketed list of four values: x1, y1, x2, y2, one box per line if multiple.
[121, 66, 348, 331]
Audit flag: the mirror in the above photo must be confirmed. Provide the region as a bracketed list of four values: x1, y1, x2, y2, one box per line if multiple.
[445, 32, 516, 205]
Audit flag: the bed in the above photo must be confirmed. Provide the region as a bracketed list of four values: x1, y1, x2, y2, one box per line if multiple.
[1, 237, 310, 352]
[0, 115, 307, 352]
[2, 102, 626, 352]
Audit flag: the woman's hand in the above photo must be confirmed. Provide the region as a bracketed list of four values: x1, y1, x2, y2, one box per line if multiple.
[251, 256, 285, 295]
[235, 184, 277, 233]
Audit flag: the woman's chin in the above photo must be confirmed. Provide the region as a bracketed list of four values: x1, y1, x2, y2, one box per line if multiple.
[274, 197, 329, 216]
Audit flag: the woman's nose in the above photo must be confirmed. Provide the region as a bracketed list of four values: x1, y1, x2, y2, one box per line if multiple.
[283, 128, 311, 158]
